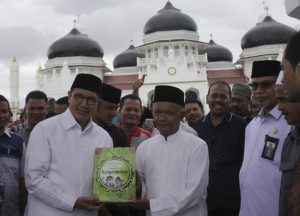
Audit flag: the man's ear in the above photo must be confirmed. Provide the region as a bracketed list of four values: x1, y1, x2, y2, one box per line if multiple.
[67, 91, 72, 104]
[179, 110, 185, 120]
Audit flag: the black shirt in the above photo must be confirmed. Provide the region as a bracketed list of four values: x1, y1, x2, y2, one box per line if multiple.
[194, 112, 246, 210]
[100, 121, 129, 148]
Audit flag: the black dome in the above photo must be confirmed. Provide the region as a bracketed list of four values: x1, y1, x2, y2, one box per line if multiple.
[47, 28, 104, 59]
[113, 45, 145, 69]
[143, 1, 198, 34]
[241, 16, 297, 49]
[200, 39, 233, 62]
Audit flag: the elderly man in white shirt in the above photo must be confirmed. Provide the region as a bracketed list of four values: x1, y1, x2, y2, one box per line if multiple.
[135, 85, 209, 216]
[25, 74, 113, 216]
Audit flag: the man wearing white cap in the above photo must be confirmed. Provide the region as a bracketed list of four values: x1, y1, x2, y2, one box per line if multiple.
[25, 74, 113, 216]
[239, 61, 292, 216]
[135, 85, 209, 216]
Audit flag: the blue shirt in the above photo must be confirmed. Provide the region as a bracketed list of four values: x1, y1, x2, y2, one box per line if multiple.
[0, 129, 26, 216]
[239, 106, 292, 216]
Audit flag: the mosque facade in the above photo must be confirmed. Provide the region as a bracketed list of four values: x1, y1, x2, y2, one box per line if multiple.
[34, 1, 296, 107]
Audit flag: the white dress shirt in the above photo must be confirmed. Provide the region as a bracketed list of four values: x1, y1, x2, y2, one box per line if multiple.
[136, 128, 209, 216]
[239, 106, 292, 216]
[25, 109, 113, 216]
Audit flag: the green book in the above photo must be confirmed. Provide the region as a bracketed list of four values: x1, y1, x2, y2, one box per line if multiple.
[93, 147, 136, 202]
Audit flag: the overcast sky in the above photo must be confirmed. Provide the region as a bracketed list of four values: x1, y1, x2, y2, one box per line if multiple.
[0, 0, 299, 105]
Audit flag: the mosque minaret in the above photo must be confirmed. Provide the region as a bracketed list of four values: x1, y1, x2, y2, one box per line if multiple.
[9, 56, 20, 119]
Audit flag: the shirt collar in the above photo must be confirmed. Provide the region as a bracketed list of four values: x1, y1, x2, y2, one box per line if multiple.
[202, 112, 233, 124]
[158, 127, 182, 142]
[291, 126, 300, 141]
[258, 105, 282, 120]
[0, 128, 11, 138]
[61, 108, 94, 131]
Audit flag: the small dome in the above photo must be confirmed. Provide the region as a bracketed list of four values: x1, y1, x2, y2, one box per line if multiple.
[200, 39, 233, 62]
[47, 28, 104, 59]
[113, 45, 145, 69]
[241, 16, 297, 49]
[143, 1, 198, 34]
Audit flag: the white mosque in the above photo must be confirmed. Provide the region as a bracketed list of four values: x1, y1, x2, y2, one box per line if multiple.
[9, 1, 297, 110]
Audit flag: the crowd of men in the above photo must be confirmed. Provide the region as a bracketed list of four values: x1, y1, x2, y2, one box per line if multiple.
[1, 30, 300, 216]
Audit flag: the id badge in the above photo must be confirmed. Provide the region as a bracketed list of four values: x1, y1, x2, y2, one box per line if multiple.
[261, 135, 279, 161]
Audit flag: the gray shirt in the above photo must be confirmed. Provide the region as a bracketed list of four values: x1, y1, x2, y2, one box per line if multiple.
[279, 127, 300, 216]
[11, 122, 31, 146]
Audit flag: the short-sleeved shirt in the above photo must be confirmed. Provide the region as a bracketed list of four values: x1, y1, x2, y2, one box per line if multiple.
[0, 129, 26, 216]
[279, 127, 300, 216]
[194, 112, 246, 209]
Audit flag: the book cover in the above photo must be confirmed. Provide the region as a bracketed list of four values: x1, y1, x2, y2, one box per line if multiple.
[93, 147, 136, 202]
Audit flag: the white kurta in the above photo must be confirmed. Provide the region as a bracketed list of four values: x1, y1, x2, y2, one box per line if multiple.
[136, 128, 209, 216]
[25, 109, 113, 216]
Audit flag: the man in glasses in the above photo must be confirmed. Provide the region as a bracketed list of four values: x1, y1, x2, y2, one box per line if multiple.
[25, 74, 113, 216]
[239, 60, 292, 216]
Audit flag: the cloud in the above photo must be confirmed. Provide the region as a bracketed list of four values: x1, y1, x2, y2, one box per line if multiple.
[0, 26, 54, 63]
[33, 0, 138, 15]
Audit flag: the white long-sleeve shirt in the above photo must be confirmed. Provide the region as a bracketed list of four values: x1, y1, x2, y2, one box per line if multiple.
[239, 107, 292, 216]
[25, 109, 113, 216]
[136, 128, 209, 216]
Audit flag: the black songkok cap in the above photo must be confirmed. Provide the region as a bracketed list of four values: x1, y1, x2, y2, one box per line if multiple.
[71, 74, 102, 95]
[154, 85, 184, 107]
[251, 60, 281, 78]
[101, 83, 122, 104]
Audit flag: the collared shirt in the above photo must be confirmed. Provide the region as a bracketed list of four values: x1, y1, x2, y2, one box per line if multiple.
[239, 106, 292, 216]
[136, 128, 209, 216]
[279, 127, 300, 216]
[98, 121, 129, 148]
[11, 122, 31, 146]
[194, 112, 246, 209]
[152, 121, 198, 137]
[128, 127, 151, 148]
[25, 109, 113, 216]
[0, 129, 26, 216]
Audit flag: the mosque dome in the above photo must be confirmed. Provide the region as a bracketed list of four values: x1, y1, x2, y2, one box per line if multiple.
[143, 1, 198, 34]
[200, 39, 233, 62]
[241, 16, 297, 49]
[47, 28, 104, 59]
[113, 45, 145, 69]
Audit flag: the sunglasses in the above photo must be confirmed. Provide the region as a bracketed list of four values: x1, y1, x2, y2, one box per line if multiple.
[248, 80, 276, 90]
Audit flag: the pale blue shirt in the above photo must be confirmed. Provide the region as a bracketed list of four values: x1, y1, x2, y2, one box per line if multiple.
[136, 128, 209, 216]
[239, 106, 292, 216]
[25, 109, 113, 216]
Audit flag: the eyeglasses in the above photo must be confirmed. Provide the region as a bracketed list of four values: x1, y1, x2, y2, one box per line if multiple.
[73, 94, 98, 105]
[248, 81, 276, 90]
